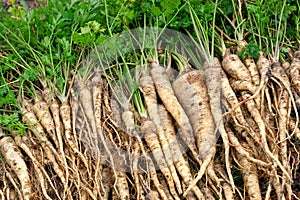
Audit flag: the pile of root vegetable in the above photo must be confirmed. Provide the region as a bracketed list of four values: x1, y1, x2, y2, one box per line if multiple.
[1, 47, 300, 200]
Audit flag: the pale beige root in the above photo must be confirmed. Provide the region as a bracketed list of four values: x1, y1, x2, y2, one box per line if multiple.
[172, 68, 216, 159]
[90, 72, 103, 114]
[220, 67, 256, 134]
[214, 164, 235, 200]
[207, 162, 222, 187]
[42, 88, 65, 158]
[181, 182, 198, 200]
[271, 62, 293, 198]
[171, 61, 218, 196]
[121, 109, 149, 165]
[157, 173, 175, 200]
[122, 110, 136, 136]
[289, 118, 300, 140]
[146, 189, 161, 200]
[244, 52, 271, 104]
[150, 62, 199, 161]
[147, 157, 169, 200]
[102, 80, 111, 114]
[270, 168, 286, 200]
[241, 91, 291, 180]
[235, 142, 262, 200]
[114, 171, 130, 200]
[201, 185, 215, 200]
[110, 95, 124, 128]
[22, 104, 67, 185]
[92, 77, 110, 164]
[157, 105, 204, 199]
[228, 117, 260, 160]
[225, 125, 269, 166]
[93, 160, 104, 199]
[260, 98, 286, 200]
[230, 80, 257, 94]
[42, 88, 70, 195]
[32, 98, 59, 148]
[222, 49, 251, 81]
[79, 84, 99, 151]
[203, 58, 234, 191]
[0, 189, 3, 199]
[140, 75, 182, 194]
[59, 101, 89, 169]
[221, 49, 256, 94]
[257, 53, 271, 84]
[0, 129, 31, 200]
[243, 57, 261, 108]
[265, 181, 272, 200]
[243, 57, 260, 87]
[22, 99, 63, 159]
[266, 62, 296, 196]
[290, 50, 300, 96]
[78, 81, 107, 172]
[121, 109, 151, 198]
[100, 167, 114, 200]
[14, 135, 58, 200]
[141, 119, 180, 200]
[132, 142, 146, 200]
[5, 169, 23, 200]
[183, 146, 216, 197]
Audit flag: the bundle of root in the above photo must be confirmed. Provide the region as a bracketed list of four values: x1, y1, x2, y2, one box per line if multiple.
[0, 49, 299, 200]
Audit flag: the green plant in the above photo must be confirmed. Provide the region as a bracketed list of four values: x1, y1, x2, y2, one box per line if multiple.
[238, 41, 260, 61]
[0, 113, 26, 135]
[245, 0, 297, 54]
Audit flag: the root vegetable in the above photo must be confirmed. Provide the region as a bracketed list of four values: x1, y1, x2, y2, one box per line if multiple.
[158, 105, 205, 199]
[0, 129, 31, 200]
[150, 61, 199, 161]
[244, 57, 260, 87]
[247, 53, 270, 104]
[100, 167, 114, 200]
[235, 142, 262, 200]
[157, 173, 175, 200]
[79, 85, 99, 146]
[115, 171, 130, 200]
[221, 49, 253, 86]
[132, 142, 145, 200]
[5, 170, 23, 200]
[42, 88, 69, 190]
[60, 101, 90, 169]
[32, 99, 59, 148]
[171, 66, 218, 197]
[225, 125, 269, 166]
[22, 103, 66, 185]
[220, 67, 261, 144]
[172, 68, 216, 159]
[203, 58, 234, 191]
[241, 91, 291, 180]
[140, 75, 182, 194]
[237, 41, 261, 104]
[290, 49, 300, 96]
[214, 164, 235, 200]
[147, 189, 161, 200]
[111, 95, 123, 128]
[271, 62, 293, 198]
[14, 135, 59, 200]
[147, 157, 169, 200]
[141, 119, 180, 200]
